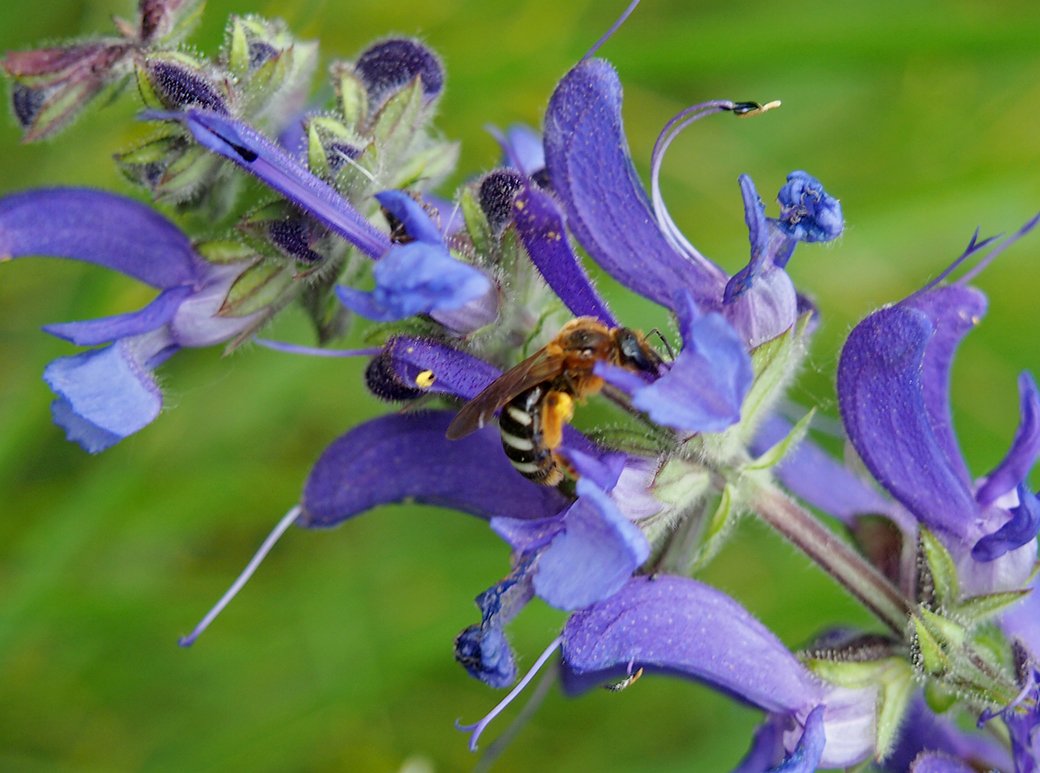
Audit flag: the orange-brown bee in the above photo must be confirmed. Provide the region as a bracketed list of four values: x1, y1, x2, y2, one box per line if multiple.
[446, 318, 664, 486]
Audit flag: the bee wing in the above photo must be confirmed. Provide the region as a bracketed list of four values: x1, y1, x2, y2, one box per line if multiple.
[445, 347, 564, 439]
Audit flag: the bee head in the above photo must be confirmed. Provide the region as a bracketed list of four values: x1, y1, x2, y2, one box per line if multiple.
[614, 328, 663, 375]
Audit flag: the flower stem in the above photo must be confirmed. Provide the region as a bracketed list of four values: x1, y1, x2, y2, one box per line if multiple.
[749, 480, 912, 636]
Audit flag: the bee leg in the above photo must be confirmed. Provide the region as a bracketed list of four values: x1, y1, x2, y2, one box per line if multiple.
[551, 448, 578, 480]
[540, 391, 574, 450]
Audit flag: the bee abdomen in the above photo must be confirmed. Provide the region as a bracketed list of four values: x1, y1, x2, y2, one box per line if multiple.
[500, 385, 563, 486]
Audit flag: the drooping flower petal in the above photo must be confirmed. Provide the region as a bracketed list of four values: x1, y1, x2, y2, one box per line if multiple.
[336, 241, 492, 322]
[561, 575, 825, 710]
[770, 706, 826, 773]
[532, 478, 649, 610]
[42, 285, 192, 346]
[0, 188, 199, 287]
[972, 485, 1040, 561]
[489, 515, 565, 555]
[455, 564, 534, 688]
[838, 293, 982, 541]
[543, 58, 725, 310]
[375, 189, 443, 245]
[43, 338, 165, 453]
[976, 372, 1040, 507]
[300, 411, 568, 528]
[172, 109, 391, 257]
[599, 290, 751, 433]
[455, 625, 516, 689]
[512, 183, 617, 325]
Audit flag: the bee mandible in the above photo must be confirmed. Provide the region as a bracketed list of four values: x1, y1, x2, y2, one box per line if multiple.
[445, 317, 664, 486]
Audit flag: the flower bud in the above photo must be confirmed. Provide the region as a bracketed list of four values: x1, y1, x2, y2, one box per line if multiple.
[3, 42, 131, 140]
[138, 52, 229, 113]
[353, 38, 443, 108]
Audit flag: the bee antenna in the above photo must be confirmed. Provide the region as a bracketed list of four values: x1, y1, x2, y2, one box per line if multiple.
[178, 505, 301, 648]
[645, 328, 675, 361]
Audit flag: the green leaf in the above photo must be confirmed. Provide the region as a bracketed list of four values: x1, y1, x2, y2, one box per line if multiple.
[746, 408, 815, 471]
[919, 528, 959, 607]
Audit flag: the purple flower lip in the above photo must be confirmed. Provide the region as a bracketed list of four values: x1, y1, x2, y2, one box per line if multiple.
[0, 187, 263, 452]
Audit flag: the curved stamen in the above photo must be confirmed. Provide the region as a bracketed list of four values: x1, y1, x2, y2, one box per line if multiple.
[456, 635, 563, 751]
[650, 100, 780, 269]
[583, 0, 642, 61]
[650, 101, 733, 264]
[254, 339, 383, 358]
[179, 505, 301, 647]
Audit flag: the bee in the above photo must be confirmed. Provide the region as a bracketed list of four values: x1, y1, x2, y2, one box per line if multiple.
[445, 318, 664, 486]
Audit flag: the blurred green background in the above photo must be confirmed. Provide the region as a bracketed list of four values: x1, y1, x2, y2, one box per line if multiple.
[1, 1, 1038, 770]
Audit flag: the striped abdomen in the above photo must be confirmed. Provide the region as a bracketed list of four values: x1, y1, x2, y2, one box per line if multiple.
[498, 383, 567, 486]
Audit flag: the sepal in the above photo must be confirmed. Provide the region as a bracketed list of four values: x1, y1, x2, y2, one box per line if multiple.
[738, 312, 812, 445]
[919, 527, 960, 608]
[3, 42, 131, 141]
[137, 0, 207, 45]
[802, 632, 914, 760]
[115, 132, 220, 201]
[223, 15, 318, 124]
[218, 260, 293, 317]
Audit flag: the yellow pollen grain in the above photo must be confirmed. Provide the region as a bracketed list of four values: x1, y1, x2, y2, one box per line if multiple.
[515, 200, 526, 211]
[415, 370, 436, 388]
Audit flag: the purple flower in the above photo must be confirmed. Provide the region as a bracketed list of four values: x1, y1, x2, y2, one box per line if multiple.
[541, 58, 842, 348]
[838, 218, 1040, 595]
[0, 188, 263, 452]
[162, 109, 494, 328]
[336, 191, 494, 324]
[551, 575, 873, 768]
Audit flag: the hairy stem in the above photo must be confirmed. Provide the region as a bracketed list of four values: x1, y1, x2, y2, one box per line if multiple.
[749, 479, 913, 636]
